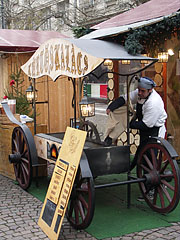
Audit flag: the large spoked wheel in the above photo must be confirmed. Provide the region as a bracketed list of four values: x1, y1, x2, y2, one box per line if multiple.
[66, 167, 95, 229]
[12, 127, 32, 190]
[79, 120, 101, 144]
[137, 141, 180, 213]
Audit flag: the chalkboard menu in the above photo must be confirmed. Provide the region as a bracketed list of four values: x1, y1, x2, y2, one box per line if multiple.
[38, 127, 87, 240]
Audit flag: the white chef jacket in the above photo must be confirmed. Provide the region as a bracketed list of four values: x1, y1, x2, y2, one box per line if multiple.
[124, 89, 167, 138]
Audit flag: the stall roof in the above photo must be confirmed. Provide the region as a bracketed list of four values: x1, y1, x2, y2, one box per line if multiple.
[21, 38, 158, 80]
[92, 0, 180, 30]
[82, 0, 180, 39]
[67, 38, 156, 60]
[0, 29, 68, 52]
[81, 15, 166, 39]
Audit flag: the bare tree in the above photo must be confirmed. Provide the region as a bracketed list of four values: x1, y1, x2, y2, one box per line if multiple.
[0, 0, 86, 30]
[0, 0, 150, 33]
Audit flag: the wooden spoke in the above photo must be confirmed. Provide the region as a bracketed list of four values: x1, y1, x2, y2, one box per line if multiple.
[13, 138, 18, 152]
[143, 154, 153, 170]
[22, 149, 28, 159]
[160, 160, 169, 174]
[140, 163, 151, 173]
[78, 194, 89, 210]
[158, 186, 165, 208]
[160, 184, 172, 203]
[77, 199, 85, 220]
[12, 127, 32, 190]
[75, 205, 80, 225]
[66, 168, 95, 229]
[152, 188, 158, 205]
[137, 140, 180, 213]
[150, 148, 157, 169]
[161, 179, 175, 191]
[157, 150, 163, 171]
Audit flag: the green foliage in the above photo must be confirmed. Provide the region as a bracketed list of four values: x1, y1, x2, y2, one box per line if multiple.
[72, 26, 94, 38]
[122, 13, 180, 55]
[124, 30, 144, 55]
[4, 69, 32, 115]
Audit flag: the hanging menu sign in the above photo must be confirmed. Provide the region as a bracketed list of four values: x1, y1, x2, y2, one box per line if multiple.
[38, 127, 87, 240]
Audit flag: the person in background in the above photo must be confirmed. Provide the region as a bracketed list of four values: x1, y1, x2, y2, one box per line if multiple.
[104, 77, 167, 148]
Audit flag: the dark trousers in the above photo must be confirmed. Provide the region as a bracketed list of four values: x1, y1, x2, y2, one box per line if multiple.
[130, 126, 160, 170]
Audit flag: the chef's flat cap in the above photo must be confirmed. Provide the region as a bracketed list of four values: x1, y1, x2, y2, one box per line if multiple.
[138, 77, 156, 89]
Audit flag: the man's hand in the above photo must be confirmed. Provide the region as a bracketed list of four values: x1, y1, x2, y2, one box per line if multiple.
[106, 109, 111, 115]
[130, 119, 149, 131]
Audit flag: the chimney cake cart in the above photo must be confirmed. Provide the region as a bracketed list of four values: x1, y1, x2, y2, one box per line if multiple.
[2, 38, 180, 230]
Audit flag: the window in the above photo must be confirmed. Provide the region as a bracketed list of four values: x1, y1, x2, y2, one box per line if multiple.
[41, 7, 52, 30]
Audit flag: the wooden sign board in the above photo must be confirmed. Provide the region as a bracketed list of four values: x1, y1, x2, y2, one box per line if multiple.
[21, 38, 103, 80]
[38, 127, 87, 240]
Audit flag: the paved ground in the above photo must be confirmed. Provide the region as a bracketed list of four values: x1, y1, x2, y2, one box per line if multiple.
[1, 174, 180, 240]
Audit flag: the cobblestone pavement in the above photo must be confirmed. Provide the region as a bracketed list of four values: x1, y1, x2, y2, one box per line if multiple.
[1, 174, 180, 240]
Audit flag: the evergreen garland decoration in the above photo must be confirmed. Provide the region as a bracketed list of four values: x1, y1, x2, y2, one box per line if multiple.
[123, 13, 180, 55]
[72, 13, 180, 56]
[72, 26, 93, 38]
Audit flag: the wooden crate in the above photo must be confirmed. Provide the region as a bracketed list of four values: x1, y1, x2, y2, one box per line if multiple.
[0, 120, 47, 180]
[0, 124, 17, 180]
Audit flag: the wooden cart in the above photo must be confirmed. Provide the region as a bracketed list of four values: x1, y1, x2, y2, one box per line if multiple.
[2, 38, 180, 230]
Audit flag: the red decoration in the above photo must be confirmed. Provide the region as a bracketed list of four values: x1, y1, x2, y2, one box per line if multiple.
[10, 80, 15, 86]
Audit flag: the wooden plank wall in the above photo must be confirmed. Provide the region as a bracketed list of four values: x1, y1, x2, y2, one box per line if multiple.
[36, 75, 75, 133]
[0, 57, 9, 99]
[4, 53, 77, 133]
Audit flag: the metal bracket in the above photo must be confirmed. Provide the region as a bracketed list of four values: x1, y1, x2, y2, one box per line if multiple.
[80, 151, 92, 178]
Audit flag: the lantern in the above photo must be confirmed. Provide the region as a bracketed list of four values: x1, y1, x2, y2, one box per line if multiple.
[26, 83, 38, 102]
[79, 96, 95, 117]
[158, 52, 168, 63]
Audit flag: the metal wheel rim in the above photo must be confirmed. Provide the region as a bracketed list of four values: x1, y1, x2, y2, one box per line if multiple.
[137, 142, 180, 213]
[12, 127, 32, 190]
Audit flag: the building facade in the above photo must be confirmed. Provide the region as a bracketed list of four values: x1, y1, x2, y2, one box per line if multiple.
[0, 0, 145, 37]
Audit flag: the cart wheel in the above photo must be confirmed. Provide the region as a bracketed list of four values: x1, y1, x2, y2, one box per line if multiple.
[79, 120, 101, 144]
[11, 127, 32, 190]
[137, 141, 180, 213]
[66, 167, 95, 229]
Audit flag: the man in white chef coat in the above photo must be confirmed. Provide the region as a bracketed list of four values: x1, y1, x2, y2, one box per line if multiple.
[104, 76, 167, 147]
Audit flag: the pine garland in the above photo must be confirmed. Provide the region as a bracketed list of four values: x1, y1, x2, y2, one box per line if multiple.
[72, 13, 180, 56]
[123, 13, 180, 55]
[72, 26, 93, 38]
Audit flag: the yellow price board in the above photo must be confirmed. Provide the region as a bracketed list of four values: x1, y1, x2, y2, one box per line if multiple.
[38, 127, 87, 240]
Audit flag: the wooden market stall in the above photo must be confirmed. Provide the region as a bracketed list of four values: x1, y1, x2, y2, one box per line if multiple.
[0, 29, 73, 133]
[0, 29, 74, 179]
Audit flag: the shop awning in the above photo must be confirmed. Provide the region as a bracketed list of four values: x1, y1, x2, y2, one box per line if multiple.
[92, 0, 180, 30]
[0, 29, 68, 52]
[81, 0, 180, 40]
[81, 16, 166, 39]
[67, 38, 156, 60]
[21, 38, 157, 80]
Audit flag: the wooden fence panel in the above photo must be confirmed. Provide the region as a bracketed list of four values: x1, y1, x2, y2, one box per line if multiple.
[5, 53, 76, 133]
